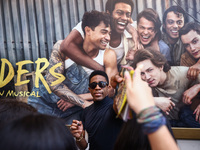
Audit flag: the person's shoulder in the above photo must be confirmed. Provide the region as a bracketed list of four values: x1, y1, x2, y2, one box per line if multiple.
[84, 103, 94, 110]
[161, 33, 170, 44]
[159, 40, 169, 49]
[168, 66, 189, 82]
[104, 48, 117, 57]
[72, 21, 84, 39]
[170, 66, 189, 75]
[181, 52, 197, 67]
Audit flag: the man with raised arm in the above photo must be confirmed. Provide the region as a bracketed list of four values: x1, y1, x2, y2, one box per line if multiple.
[28, 10, 118, 124]
[60, 0, 139, 71]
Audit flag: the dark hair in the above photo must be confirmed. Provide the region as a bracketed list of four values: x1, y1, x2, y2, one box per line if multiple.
[114, 111, 174, 150]
[0, 114, 77, 150]
[82, 10, 110, 35]
[137, 8, 162, 40]
[162, 6, 188, 33]
[131, 49, 171, 72]
[0, 99, 37, 126]
[179, 22, 200, 37]
[105, 0, 134, 14]
[89, 70, 109, 84]
[114, 114, 151, 150]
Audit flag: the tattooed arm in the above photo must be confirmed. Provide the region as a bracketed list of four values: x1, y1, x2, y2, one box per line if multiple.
[46, 40, 91, 108]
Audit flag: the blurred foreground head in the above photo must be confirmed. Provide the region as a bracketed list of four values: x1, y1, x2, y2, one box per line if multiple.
[0, 113, 77, 150]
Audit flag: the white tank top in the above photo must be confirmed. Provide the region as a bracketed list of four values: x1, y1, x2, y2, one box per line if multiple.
[109, 40, 124, 64]
[65, 50, 105, 75]
[73, 22, 123, 64]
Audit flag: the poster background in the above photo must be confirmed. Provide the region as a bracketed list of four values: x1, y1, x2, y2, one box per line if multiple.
[1, 0, 200, 143]
[0, 0, 200, 99]
[1, 0, 200, 72]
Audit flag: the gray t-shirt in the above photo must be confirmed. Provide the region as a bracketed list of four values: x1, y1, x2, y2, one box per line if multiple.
[153, 66, 200, 120]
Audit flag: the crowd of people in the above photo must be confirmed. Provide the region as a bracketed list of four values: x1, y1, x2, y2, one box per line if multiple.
[1, 0, 200, 149]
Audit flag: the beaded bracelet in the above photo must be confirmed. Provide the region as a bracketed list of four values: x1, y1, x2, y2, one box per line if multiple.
[137, 106, 160, 120]
[142, 115, 166, 134]
[137, 106, 166, 134]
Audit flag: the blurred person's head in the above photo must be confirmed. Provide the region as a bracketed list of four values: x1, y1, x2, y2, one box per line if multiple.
[0, 114, 77, 150]
[162, 6, 187, 43]
[88, 70, 109, 101]
[180, 22, 200, 60]
[131, 49, 171, 87]
[114, 116, 151, 150]
[137, 8, 162, 46]
[106, 0, 134, 34]
[0, 99, 37, 126]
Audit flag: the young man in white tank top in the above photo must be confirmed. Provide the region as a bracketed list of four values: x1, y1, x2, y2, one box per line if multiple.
[28, 11, 118, 124]
[60, 0, 139, 71]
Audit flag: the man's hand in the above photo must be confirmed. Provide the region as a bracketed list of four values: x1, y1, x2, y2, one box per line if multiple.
[193, 104, 200, 123]
[187, 63, 200, 80]
[126, 23, 143, 50]
[126, 50, 135, 61]
[110, 74, 124, 89]
[110, 66, 134, 89]
[183, 84, 200, 105]
[154, 97, 175, 115]
[124, 65, 155, 114]
[70, 120, 84, 139]
[57, 99, 75, 111]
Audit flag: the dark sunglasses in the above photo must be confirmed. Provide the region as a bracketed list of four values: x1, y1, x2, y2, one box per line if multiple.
[89, 81, 108, 89]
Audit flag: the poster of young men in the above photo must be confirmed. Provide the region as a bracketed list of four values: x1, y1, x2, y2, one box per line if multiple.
[1, 0, 200, 131]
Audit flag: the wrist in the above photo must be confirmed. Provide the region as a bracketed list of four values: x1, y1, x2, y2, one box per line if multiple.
[82, 101, 87, 109]
[134, 103, 155, 114]
[76, 132, 83, 142]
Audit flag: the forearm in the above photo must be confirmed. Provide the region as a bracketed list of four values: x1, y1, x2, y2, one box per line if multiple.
[79, 93, 93, 101]
[154, 97, 159, 104]
[148, 126, 178, 150]
[46, 43, 85, 107]
[60, 30, 104, 71]
[49, 82, 85, 107]
[76, 138, 88, 150]
[196, 84, 200, 92]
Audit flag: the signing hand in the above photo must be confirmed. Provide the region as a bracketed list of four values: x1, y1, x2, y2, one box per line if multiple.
[124, 65, 155, 114]
[70, 120, 84, 139]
